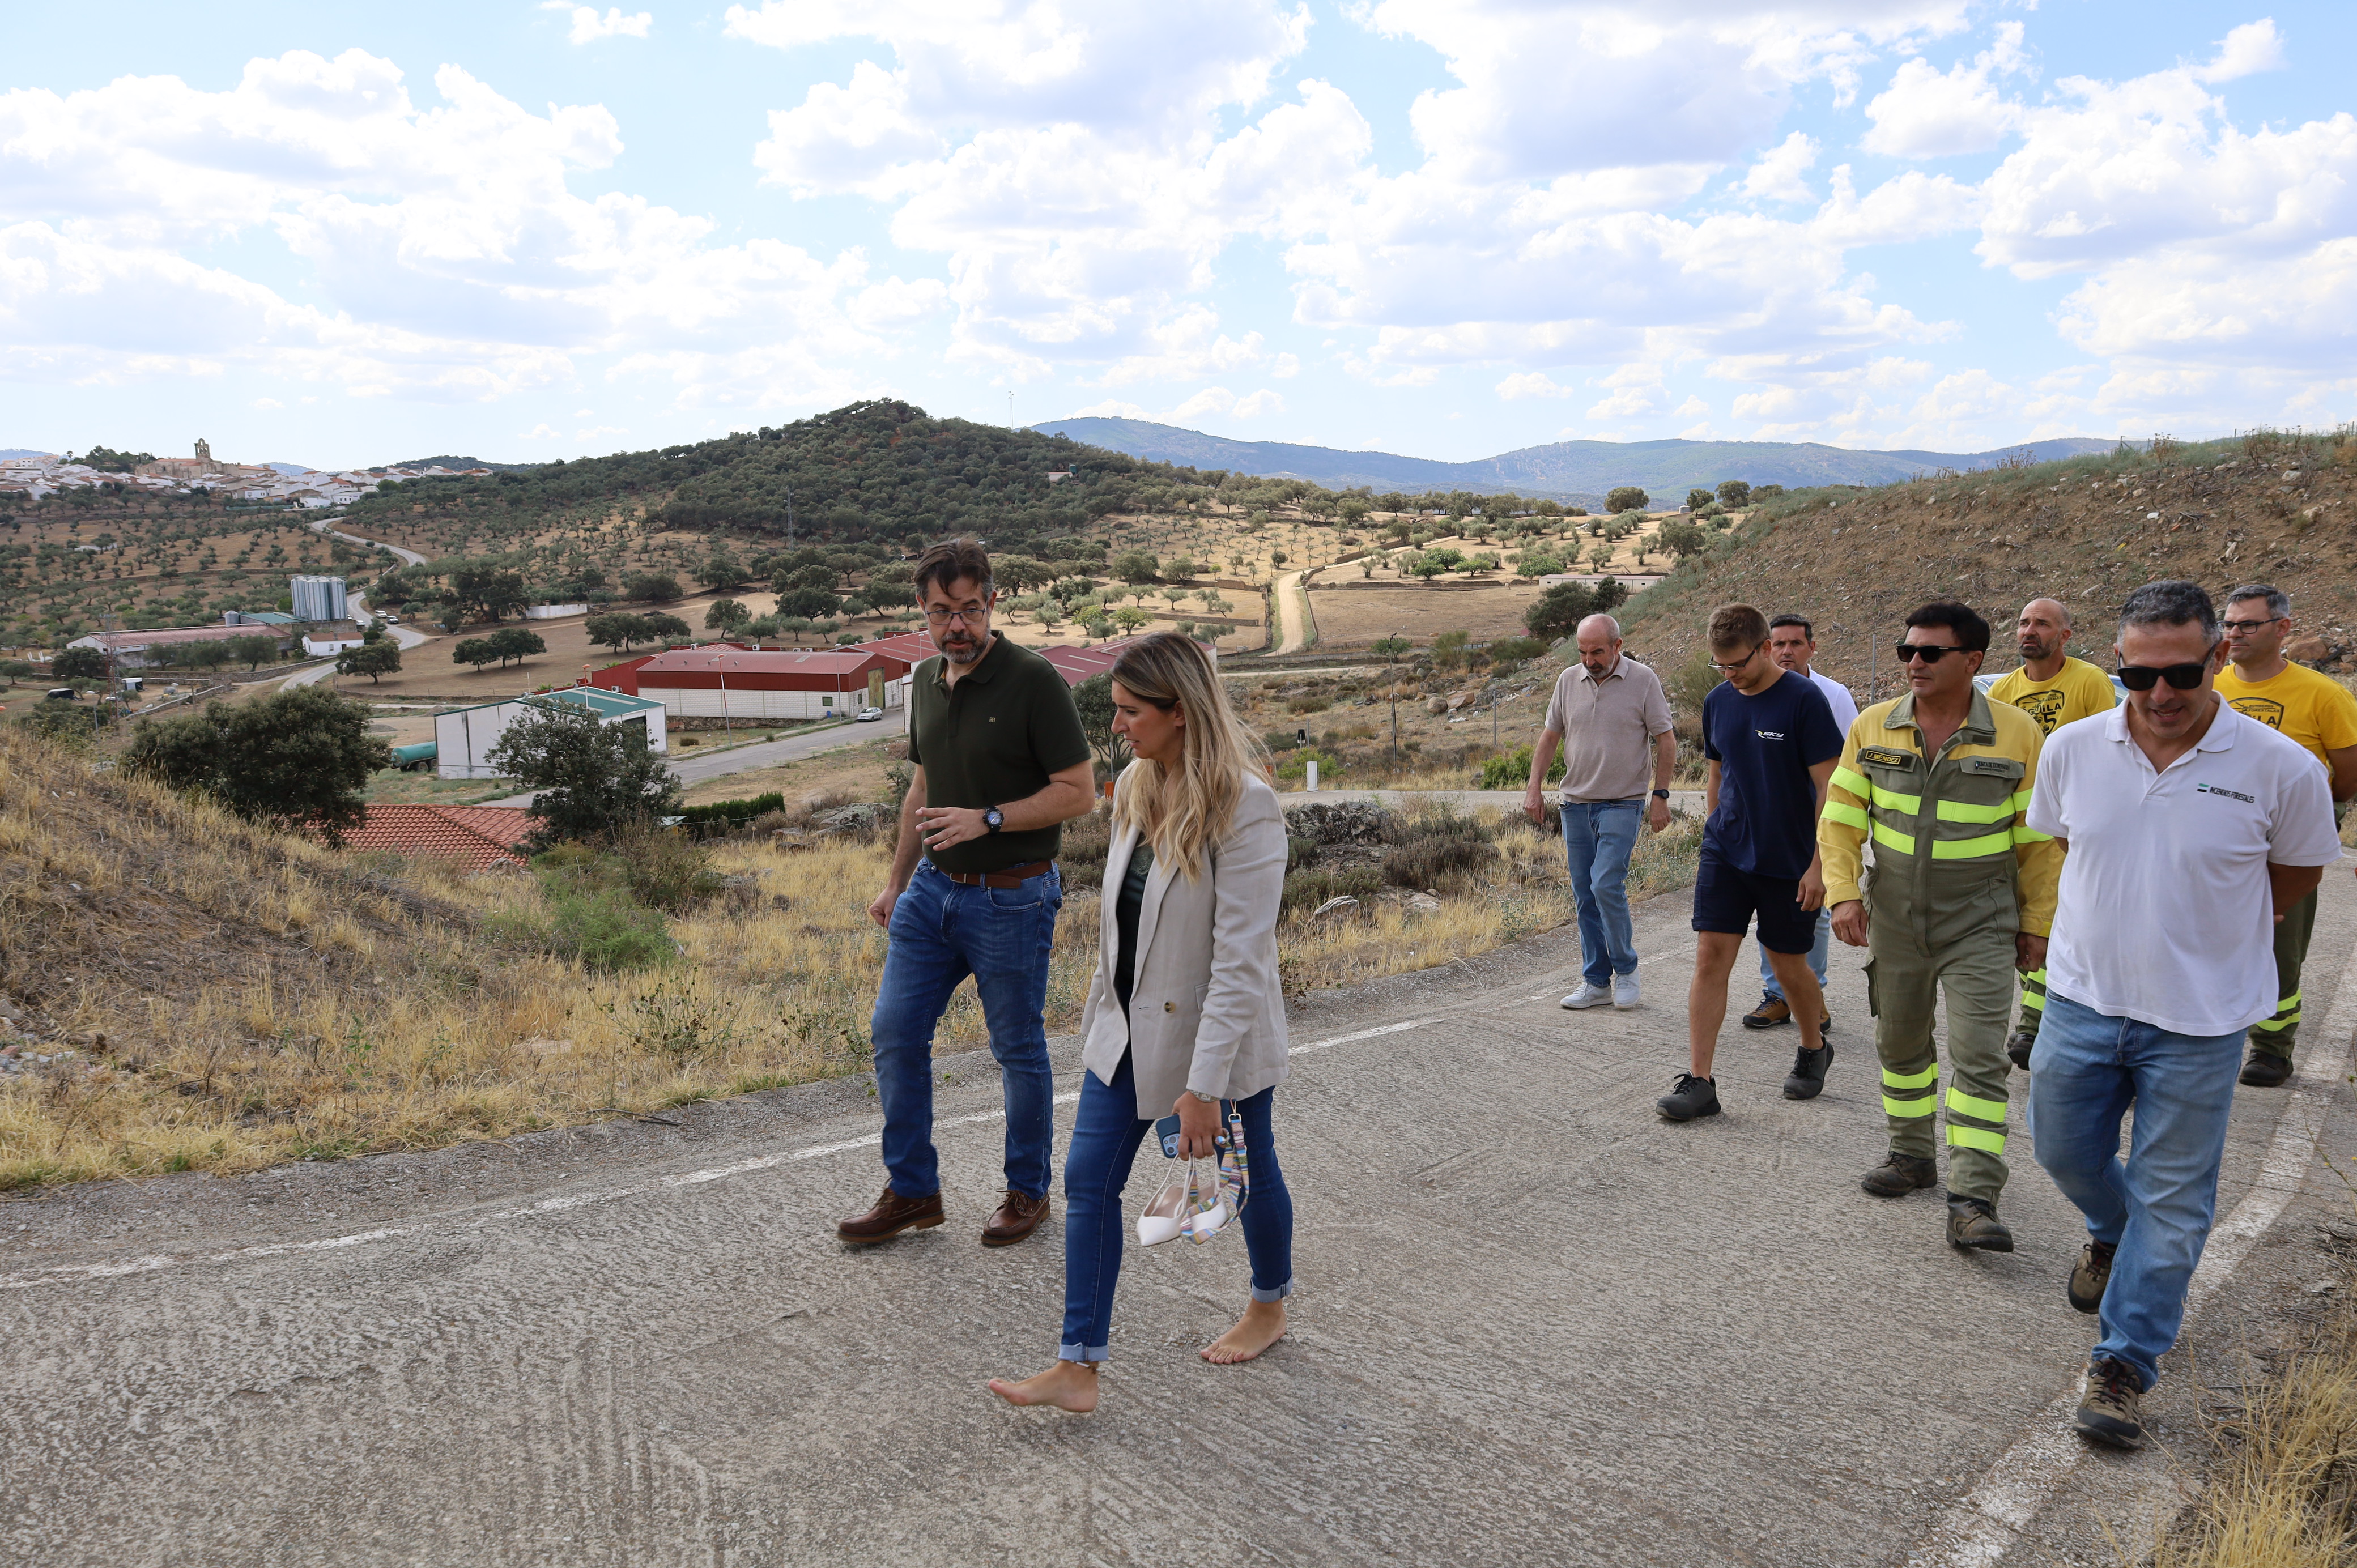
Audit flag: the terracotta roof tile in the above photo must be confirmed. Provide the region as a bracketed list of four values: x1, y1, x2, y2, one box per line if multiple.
[336, 806, 540, 871]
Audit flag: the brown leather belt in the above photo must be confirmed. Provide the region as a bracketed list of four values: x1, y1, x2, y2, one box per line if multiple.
[939, 860, 1053, 889]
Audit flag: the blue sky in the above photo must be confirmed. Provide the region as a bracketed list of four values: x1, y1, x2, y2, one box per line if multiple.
[1, 1, 2351, 470]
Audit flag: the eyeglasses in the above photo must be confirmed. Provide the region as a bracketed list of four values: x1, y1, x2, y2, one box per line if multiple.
[2222, 617, 2285, 634]
[1894, 643, 1965, 664]
[924, 606, 989, 626]
[2117, 661, 2210, 692]
[1709, 644, 1761, 673]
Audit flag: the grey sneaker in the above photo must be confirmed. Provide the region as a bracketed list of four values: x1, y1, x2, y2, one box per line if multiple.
[1560, 982, 1610, 1010]
[2074, 1358, 2145, 1450]
[1656, 1073, 1720, 1121]
[1611, 972, 1641, 1009]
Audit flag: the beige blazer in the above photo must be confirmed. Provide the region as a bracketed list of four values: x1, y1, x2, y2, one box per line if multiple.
[1078, 768, 1289, 1116]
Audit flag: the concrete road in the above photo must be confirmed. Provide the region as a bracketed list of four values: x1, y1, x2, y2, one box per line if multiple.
[312, 518, 427, 569]
[6, 876, 2352, 1567]
[477, 718, 880, 807]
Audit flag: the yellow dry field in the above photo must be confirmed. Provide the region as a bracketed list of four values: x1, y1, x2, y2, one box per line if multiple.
[1308, 581, 1554, 647]
[0, 733, 1693, 1191]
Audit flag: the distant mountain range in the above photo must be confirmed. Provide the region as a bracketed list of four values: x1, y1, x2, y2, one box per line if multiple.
[378, 454, 537, 474]
[1031, 417, 2117, 504]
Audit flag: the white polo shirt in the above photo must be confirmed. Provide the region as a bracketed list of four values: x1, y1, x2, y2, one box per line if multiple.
[2027, 700, 2341, 1037]
[1807, 668, 1860, 734]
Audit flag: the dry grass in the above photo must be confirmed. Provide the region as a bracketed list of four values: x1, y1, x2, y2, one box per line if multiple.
[0, 740, 1680, 1192]
[2151, 1290, 2357, 1567]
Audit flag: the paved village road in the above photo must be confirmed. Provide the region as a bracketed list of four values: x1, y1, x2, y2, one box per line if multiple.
[6, 873, 2354, 1567]
[478, 718, 879, 806]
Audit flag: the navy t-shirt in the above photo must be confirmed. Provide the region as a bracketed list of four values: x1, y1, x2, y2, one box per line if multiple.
[1701, 669, 1845, 878]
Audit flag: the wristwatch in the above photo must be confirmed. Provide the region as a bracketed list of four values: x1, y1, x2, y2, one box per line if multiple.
[1651, 789, 1671, 799]
[1187, 1090, 1218, 1105]
[983, 807, 1004, 833]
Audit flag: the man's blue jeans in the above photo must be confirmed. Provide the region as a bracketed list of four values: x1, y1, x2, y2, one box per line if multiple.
[1059, 1051, 1293, 1361]
[1561, 797, 1643, 988]
[2028, 990, 2245, 1392]
[1760, 909, 1832, 998]
[870, 860, 1062, 1201]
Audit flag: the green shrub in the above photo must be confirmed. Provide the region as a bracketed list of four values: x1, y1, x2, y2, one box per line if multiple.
[1381, 809, 1498, 891]
[1264, 728, 1302, 752]
[547, 887, 675, 973]
[1478, 744, 1565, 790]
[1281, 865, 1382, 911]
[609, 819, 725, 912]
[678, 792, 785, 828]
[1286, 694, 1330, 714]
[1275, 746, 1339, 781]
[1487, 636, 1547, 664]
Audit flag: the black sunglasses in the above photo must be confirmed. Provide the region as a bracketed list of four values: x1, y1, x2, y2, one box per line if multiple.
[1894, 642, 1965, 664]
[2117, 662, 2208, 692]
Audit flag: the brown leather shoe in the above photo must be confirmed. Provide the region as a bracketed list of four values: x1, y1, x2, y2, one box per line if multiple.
[981, 1189, 1050, 1247]
[1742, 993, 1792, 1029]
[836, 1184, 944, 1245]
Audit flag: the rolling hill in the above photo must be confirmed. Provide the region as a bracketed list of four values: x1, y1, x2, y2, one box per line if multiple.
[1031, 417, 2116, 505]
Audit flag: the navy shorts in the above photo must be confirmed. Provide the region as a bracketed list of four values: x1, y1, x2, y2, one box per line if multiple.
[1691, 842, 1818, 954]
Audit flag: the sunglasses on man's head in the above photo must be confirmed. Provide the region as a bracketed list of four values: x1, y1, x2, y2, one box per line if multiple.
[1894, 642, 1965, 664]
[2116, 662, 2209, 692]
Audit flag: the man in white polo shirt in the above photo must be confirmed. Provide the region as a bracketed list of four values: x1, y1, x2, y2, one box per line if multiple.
[2026, 580, 2339, 1451]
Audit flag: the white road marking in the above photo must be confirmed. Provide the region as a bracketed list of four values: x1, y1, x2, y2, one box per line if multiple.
[5, 1020, 1439, 1293]
[1918, 933, 2357, 1565]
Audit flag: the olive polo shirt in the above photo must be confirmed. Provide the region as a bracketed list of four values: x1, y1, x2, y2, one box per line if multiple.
[908, 631, 1092, 874]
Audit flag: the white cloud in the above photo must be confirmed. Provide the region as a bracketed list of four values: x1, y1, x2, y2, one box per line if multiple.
[1741, 132, 1819, 204]
[1232, 389, 1284, 417]
[1496, 371, 1573, 400]
[253, 397, 282, 409]
[1673, 394, 1709, 417]
[543, 5, 653, 45]
[522, 423, 560, 439]
[2192, 19, 2286, 84]
[1862, 22, 2027, 159]
[1270, 352, 1300, 378]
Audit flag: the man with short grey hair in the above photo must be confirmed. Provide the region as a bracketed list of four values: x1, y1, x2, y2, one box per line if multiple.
[2027, 579, 2339, 1449]
[2214, 582, 2357, 1086]
[1525, 613, 1677, 1010]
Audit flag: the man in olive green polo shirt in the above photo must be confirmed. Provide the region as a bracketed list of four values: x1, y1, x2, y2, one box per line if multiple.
[839, 537, 1096, 1250]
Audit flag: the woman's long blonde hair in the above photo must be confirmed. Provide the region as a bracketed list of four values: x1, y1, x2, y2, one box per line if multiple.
[1109, 634, 1272, 880]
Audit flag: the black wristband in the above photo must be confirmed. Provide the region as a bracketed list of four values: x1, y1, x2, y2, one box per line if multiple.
[1650, 789, 1670, 799]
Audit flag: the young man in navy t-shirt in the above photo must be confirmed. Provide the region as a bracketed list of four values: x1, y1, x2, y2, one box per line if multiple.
[1660, 603, 1848, 1120]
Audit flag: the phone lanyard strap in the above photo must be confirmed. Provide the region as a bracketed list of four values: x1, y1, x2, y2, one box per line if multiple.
[1216, 1107, 1250, 1215]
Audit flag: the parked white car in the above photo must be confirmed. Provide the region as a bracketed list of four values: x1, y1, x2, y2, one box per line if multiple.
[855, 705, 885, 722]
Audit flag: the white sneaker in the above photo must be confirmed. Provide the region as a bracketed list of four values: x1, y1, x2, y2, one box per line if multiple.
[1560, 982, 1611, 1010]
[1612, 973, 1641, 1009]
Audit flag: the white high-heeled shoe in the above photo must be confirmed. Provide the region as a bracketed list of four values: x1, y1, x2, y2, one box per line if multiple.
[1138, 1173, 1192, 1246]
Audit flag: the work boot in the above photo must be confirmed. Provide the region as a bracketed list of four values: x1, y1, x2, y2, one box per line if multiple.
[1782, 1042, 1834, 1100]
[1946, 1196, 2015, 1252]
[2069, 1239, 2117, 1314]
[1656, 1073, 1720, 1121]
[2240, 1050, 2294, 1088]
[1860, 1153, 1939, 1197]
[836, 1184, 946, 1245]
[980, 1190, 1050, 1247]
[1743, 993, 1791, 1029]
[2073, 1358, 2146, 1450]
[2006, 1026, 2038, 1071]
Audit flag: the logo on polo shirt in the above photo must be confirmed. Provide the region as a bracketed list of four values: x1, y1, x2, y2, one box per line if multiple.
[2196, 782, 2257, 803]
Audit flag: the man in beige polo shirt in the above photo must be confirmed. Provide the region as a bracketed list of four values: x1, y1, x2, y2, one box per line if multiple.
[1524, 613, 1678, 1008]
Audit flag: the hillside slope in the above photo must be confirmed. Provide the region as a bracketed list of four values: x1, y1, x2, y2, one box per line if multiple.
[1618, 432, 2356, 701]
[1035, 417, 2113, 501]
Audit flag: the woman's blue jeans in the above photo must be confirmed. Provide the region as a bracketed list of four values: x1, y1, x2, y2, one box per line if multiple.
[2028, 990, 2245, 1392]
[1058, 1053, 1293, 1362]
[1561, 798, 1643, 987]
[869, 860, 1062, 1201]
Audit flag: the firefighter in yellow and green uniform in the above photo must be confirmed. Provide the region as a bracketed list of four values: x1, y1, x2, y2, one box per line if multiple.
[1985, 596, 2117, 1068]
[1819, 603, 2062, 1251]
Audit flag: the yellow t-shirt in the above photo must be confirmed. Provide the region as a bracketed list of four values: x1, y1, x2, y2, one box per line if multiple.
[1988, 656, 2117, 736]
[2216, 661, 2357, 772]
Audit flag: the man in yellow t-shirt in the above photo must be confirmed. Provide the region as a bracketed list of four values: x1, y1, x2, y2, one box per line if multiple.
[1987, 597, 2120, 1067]
[2216, 585, 2357, 1088]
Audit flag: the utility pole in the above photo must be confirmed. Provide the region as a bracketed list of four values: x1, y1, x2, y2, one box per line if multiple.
[1007, 390, 1014, 428]
[1390, 684, 1400, 759]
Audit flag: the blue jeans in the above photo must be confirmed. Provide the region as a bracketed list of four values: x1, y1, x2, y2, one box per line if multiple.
[870, 860, 1062, 1201]
[1760, 909, 1832, 997]
[1561, 797, 1643, 988]
[2028, 990, 2245, 1392]
[1059, 1053, 1293, 1361]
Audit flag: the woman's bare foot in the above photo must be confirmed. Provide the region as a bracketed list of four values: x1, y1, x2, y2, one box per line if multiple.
[1201, 1299, 1287, 1365]
[986, 1360, 1100, 1412]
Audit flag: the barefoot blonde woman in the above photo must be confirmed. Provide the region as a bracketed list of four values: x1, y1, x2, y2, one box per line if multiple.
[988, 633, 1294, 1413]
